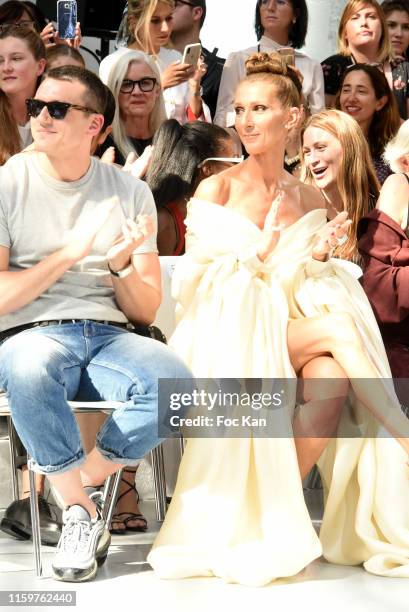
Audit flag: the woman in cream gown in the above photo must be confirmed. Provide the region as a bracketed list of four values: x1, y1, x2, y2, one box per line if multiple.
[148, 53, 409, 587]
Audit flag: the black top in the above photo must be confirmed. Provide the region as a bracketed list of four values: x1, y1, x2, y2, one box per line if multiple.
[201, 46, 225, 120]
[321, 53, 409, 119]
[96, 134, 153, 166]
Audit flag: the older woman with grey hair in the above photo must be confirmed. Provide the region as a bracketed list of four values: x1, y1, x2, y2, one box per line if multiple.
[100, 49, 167, 166]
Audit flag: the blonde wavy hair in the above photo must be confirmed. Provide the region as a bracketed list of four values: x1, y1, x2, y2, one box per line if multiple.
[338, 0, 393, 63]
[127, 0, 175, 54]
[301, 110, 380, 262]
[107, 50, 167, 161]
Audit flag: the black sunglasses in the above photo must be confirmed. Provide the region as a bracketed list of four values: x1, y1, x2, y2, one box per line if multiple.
[120, 77, 157, 94]
[26, 98, 99, 120]
[175, 0, 195, 7]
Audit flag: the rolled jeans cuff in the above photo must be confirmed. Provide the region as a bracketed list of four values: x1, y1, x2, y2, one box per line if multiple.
[27, 449, 85, 475]
[96, 442, 143, 467]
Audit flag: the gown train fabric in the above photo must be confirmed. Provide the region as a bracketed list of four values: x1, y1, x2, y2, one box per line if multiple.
[148, 200, 409, 586]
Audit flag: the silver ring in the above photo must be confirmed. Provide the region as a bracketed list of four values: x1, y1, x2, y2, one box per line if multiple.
[336, 234, 348, 246]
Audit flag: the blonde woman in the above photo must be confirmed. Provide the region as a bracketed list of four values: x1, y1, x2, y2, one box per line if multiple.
[214, 0, 325, 128]
[148, 52, 409, 587]
[301, 109, 380, 263]
[359, 119, 409, 378]
[321, 0, 409, 119]
[103, 50, 166, 166]
[100, 0, 208, 123]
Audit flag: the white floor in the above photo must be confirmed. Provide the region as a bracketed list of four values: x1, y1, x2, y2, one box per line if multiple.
[1, 495, 408, 612]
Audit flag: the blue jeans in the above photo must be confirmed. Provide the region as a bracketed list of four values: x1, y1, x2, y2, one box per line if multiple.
[0, 321, 191, 475]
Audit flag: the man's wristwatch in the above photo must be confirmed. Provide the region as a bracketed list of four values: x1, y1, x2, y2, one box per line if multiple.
[108, 261, 134, 278]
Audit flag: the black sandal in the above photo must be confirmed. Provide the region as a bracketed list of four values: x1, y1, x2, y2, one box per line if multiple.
[110, 469, 148, 534]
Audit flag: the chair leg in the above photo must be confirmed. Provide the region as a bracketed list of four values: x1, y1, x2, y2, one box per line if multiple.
[304, 465, 322, 490]
[7, 417, 19, 501]
[104, 469, 123, 529]
[179, 434, 185, 459]
[151, 445, 167, 522]
[28, 466, 42, 577]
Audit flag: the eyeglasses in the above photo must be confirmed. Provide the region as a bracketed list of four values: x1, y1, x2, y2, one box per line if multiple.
[175, 0, 195, 7]
[120, 77, 157, 94]
[26, 98, 99, 120]
[0, 20, 36, 33]
[258, 0, 291, 8]
[197, 156, 244, 169]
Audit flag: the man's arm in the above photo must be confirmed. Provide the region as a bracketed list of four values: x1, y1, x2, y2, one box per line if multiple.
[110, 252, 161, 326]
[0, 198, 117, 317]
[0, 245, 77, 317]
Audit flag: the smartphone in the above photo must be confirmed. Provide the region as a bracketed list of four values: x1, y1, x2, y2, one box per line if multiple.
[182, 43, 202, 67]
[57, 0, 77, 40]
[277, 47, 295, 67]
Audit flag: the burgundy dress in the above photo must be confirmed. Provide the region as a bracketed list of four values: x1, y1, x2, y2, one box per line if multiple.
[358, 208, 409, 380]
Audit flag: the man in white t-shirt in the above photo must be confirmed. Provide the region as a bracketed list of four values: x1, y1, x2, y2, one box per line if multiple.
[0, 66, 191, 583]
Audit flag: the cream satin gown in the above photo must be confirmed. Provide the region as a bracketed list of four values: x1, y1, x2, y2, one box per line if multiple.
[148, 200, 409, 586]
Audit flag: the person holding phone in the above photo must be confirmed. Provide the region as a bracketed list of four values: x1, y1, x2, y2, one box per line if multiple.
[100, 0, 210, 124]
[214, 0, 325, 128]
[0, 1, 81, 50]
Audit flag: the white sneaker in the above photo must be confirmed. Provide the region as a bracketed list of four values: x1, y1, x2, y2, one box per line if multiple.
[52, 503, 109, 582]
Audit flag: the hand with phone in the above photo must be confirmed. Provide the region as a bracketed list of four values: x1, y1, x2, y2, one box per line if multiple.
[161, 61, 195, 90]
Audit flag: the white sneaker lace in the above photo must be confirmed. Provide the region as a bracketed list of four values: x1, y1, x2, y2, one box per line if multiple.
[61, 517, 93, 554]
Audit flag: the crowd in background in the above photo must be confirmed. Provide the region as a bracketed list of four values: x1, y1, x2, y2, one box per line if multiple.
[1, 0, 409, 587]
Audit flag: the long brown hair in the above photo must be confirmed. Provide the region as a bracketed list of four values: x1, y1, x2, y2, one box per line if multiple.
[301, 109, 380, 262]
[0, 26, 45, 165]
[335, 63, 401, 157]
[338, 0, 393, 62]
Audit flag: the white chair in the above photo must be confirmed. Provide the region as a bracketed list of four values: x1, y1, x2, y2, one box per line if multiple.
[0, 395, 167, 577]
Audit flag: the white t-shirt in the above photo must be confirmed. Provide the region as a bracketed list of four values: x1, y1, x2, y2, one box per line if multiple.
[18, 122, 33, 149]
[100, 47, 210, 124]
[0, 152, 158, 331]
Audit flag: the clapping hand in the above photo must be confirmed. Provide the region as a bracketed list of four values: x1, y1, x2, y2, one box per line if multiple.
[257, 190, 286, 262]
[312, 211, 352, 261]
[106, 215, 154, 272]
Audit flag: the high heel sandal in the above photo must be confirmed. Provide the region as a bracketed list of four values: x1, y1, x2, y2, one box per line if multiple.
[110, 469, 148, 535]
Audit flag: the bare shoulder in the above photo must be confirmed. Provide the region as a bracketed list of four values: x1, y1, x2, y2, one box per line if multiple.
[377, 172, 409, 224]
[298, 181, 326, 212]
[193, 173, 231, 206]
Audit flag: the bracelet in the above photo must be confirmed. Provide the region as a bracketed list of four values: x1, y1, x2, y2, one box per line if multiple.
[108, 261, 133, 278]
[284, 153, 300, 166]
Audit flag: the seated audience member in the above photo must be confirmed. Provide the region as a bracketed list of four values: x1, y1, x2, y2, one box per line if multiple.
[45, 44, 85, 72]
[336, 63, 400, 183]
[0, 0, 81, 49]
[301, 109, 379, 266]
[322, 0, 409, 119]
[101, 50, 166, 166]
[170, 0, 225, 119]
[214, 0, 324, 127]
[145, 119, 242, 255]
[382, 0, 409, 59]
[0, 65, 191, 582]
[358, 119, 409, 381]
[100, 0, 208, 124]
[0, 26, 45, 161]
